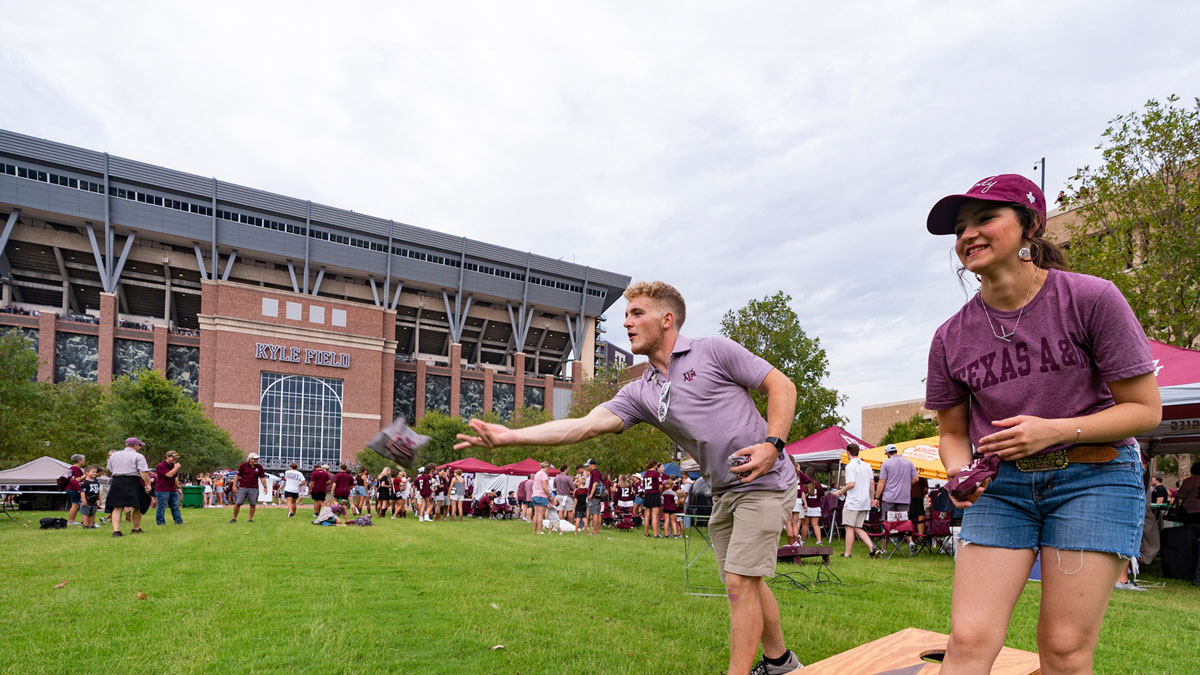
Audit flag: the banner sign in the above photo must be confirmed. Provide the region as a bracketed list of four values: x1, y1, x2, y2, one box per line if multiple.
[255, 343, 350, 369]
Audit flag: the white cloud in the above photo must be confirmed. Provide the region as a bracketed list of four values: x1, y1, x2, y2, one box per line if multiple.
[2, 1, 1197, 436]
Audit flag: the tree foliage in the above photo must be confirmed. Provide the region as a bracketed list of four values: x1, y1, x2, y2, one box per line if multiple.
[719, 291, 846, 441]
[0, 333, 44, 465]
[106, 369, 243, 473]
[879, 412, 939, 446]
[1065, 95, 1200, 349]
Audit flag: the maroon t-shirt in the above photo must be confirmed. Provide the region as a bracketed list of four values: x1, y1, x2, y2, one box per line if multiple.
[392, 476, 403, 492]
[589, 469, 603, 496]
[804, 483, 826, 509]
[68, 465, 83, 491]
[332, 471, 353, 497]
[642, 470, 662, 495]
[309, 469, 331, 492]
[415, 473, 433, 497]
[237, 462, 265, 489]
[926, 269, 1154, 456]
[517, 479, 531, 502]
[153, 461, 177, 492]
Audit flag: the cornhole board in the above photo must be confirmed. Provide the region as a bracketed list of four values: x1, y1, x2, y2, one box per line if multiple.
[791, 627, 1040, 674]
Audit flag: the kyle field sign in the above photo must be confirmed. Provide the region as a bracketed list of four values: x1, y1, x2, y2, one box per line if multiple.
[255, 343, 350, 369]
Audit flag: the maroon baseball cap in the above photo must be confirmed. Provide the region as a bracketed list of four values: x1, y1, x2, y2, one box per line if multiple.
[927, 174, 1046, 237]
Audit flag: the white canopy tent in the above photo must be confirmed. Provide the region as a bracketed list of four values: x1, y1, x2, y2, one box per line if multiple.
[0, 456, 71, 486]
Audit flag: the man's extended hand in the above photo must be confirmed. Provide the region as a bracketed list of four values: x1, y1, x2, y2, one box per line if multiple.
[729, 442, 778, 484]
[455, 419, 514, 451]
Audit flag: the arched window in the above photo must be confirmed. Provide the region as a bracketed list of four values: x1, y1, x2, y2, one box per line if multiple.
[258, 372, 343, 470]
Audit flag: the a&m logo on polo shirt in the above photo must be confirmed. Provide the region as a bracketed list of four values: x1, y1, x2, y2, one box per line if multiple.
[682, 369, 697, 382]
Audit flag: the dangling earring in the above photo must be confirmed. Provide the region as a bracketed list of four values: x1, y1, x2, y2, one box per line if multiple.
[1018, 245, 1033, 263]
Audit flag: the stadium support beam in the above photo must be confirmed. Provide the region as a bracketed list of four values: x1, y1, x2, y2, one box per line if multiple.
[109, 232, 136, 291]
[163, 264, 176, 326]
[303, 201, 311, 294]
[441, 290, 473, 344]
[52, 246, 79, 314]
[532, 326, 549, 374]
[0, 253, 21, 303]
[384, 220, 394, 307]
[389, 280, 403, 310]
[0, 209, 19, 259]
[103, 154, 113, 286]
[506, 301, 534, 354]
[473, 318, 489, 364]
[369, 276, 381, 306]
[310, 267, 325, 296]
[286, 261, 300, 294]
[86, 224, 112, 291]
[210, 178, 218, 282]
[221, 249, 237, 282]
[192, 243, 209, 281]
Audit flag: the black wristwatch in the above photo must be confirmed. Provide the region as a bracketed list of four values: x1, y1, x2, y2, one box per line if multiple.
[765, 436, 786, 457]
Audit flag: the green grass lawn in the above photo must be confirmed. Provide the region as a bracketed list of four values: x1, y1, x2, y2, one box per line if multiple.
[1, 506, 1196, 674]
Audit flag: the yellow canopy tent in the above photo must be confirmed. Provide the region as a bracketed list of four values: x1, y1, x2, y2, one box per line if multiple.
[840, 436, 947, 481]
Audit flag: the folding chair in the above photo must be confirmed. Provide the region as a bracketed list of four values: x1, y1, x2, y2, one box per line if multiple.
[864, 511, 918, 558]
[819, 493, 842, 542]
[921, 510, 955, 556]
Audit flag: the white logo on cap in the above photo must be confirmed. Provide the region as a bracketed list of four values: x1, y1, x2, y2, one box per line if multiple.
[1027, 192, 1035, 203]
[974, 177, 998, 193]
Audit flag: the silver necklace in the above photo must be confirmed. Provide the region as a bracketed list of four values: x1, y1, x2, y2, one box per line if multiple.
[978, 268, 1040, 342]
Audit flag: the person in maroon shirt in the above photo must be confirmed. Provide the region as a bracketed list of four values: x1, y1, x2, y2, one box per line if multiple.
[415, 465, 435, 521]
[230, 453, 267, 523]
[153, 451, 184, 526]
[309, 464, 332, 515]
[642, 461, 664, 538]
[64, 454, 86, 526]
[332, 464, 354, 506]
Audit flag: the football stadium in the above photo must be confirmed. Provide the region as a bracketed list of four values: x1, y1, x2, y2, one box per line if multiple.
[0, 128, 631, 470]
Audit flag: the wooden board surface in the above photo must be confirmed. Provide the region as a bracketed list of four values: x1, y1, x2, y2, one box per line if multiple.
[793, 627, 1040, 675]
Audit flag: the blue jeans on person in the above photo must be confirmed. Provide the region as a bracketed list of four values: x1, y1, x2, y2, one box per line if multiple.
[155, 491, 183, 525]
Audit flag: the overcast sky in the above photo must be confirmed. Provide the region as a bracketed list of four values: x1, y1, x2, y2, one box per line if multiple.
[3, 2, 1198, 436]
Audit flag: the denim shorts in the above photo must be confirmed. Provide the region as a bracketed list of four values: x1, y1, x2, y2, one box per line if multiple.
[959, 443, 1143, 558]
[531, 496, 549, 507]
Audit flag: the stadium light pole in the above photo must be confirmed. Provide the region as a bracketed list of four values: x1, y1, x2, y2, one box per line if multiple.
[1033, 157, 1045, 194]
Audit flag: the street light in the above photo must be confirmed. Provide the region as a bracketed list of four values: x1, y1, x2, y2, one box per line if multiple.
[1033, 157, 1046, 194]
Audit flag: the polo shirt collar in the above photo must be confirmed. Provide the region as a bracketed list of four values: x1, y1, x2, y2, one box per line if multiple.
[643, 334, 694, 382]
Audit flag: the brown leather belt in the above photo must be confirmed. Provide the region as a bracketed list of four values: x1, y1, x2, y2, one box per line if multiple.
[1014, 445, 1119, 472]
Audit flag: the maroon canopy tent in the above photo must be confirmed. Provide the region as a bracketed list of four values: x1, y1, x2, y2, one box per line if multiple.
[497, 459, 559, 476]
[1141, 340, 1200, 456]
[785, 426, 873, 465]
[438, 457, 503, 473]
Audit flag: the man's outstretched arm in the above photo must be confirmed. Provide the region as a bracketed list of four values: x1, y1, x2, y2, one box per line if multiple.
[454, 406, 625, 450]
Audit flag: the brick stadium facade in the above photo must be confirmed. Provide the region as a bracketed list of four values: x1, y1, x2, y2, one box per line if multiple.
[0, 129, 629, 469]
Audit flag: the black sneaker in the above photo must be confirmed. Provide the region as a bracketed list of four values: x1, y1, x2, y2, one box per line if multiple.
[131, 528, 143, 534]
[247, 519, 254, 523]
[112, 531, 123, 538]
[229, 519, 237, 524]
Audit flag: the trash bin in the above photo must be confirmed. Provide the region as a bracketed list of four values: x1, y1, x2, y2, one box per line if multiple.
[182, 485, 204, 508]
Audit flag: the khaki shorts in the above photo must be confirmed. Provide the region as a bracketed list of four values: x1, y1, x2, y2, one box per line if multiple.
[709, 482, 795, 581]
[842, 508, 868, 528]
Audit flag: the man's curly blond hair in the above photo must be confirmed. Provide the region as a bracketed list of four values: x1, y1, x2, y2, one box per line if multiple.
[623, 281, 686, 328]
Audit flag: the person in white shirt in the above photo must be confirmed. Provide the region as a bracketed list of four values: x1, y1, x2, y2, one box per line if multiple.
[281, 462, 306, 518]
[834, 443, 881, 558]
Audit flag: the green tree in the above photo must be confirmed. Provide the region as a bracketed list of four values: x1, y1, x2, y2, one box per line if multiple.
[0, 332, 44, 466]
[1065, 95, 1200, 349]
[719, 291, 847, 441]
[412, 411, 472, 468]
[879, 412, 939, 446]
[106, 368, 242, 473]
[40, 380, 114, 463]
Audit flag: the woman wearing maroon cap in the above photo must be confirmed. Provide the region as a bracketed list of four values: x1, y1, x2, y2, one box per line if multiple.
[924, 174, 1161, 673]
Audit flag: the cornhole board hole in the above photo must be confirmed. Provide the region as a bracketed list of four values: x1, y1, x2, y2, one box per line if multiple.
[792, 627, 1040, 674]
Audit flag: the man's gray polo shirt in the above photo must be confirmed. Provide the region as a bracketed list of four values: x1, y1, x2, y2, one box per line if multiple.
[600, 335, 796, 496]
